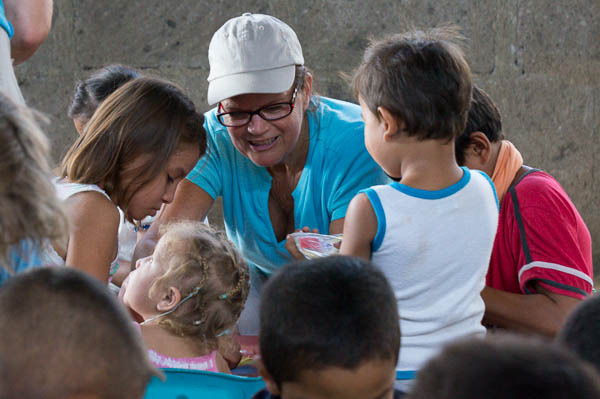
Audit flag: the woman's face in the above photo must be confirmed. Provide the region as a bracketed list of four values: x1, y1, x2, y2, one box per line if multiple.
[125, 142, 200, 221]
[219, 76, 312, 168]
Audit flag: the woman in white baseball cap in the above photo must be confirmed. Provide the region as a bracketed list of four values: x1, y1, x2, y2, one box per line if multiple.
[135, 13, 388, 333]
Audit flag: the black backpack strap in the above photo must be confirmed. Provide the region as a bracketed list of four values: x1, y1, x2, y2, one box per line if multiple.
[507, 166, 541, 292]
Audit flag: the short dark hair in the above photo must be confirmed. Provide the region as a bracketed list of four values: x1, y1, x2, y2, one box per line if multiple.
[557, 295, 600, 373]
[0, 267, 157, 399]
[408, 334, 600, 399]
[353, 25, 472, 141]
[259, 256, 400, 387]
[68, 64, 142, 123]
[455, 85, 503, 165]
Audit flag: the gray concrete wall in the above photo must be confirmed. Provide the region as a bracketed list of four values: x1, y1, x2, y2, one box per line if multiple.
[16, 1, 599, 274]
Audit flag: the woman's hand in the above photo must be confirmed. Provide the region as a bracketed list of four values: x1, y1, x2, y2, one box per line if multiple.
[285, 226, 319, 260]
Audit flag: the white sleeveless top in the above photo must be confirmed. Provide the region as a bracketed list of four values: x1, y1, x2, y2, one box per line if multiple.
[41, 179, 120, 278]
[365, 168, 499, 376]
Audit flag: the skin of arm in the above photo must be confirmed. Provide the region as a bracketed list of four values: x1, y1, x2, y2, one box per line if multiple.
[339, 193, 377, 260]
[4, 0, 53, 64]
[481, 283, 582, 337]
[64, 191, 120, 283]
[132, 179, 215, 264]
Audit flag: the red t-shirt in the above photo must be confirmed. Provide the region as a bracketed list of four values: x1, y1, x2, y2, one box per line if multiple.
[487, 170, 593, 299]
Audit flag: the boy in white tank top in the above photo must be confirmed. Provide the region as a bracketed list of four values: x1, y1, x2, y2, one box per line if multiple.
[341, 26, 498, 389]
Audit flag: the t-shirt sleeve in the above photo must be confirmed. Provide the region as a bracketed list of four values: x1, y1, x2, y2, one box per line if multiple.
[325, 135, 388, 222]
[511, 177, 593, 299]
[185, 115, 223, 200]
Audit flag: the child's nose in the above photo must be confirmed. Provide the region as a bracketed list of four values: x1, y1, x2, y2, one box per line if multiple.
[162, 184, 176, 204]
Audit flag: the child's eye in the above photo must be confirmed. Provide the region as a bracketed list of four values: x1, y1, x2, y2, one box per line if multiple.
[167, 175, 174, 184]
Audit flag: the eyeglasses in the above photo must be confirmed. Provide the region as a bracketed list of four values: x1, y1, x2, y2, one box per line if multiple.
[216, 86, 299, 127]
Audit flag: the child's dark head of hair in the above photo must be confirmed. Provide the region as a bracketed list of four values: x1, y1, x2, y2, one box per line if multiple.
[454, 85, 503, 165]
[68, 64, 142, 129]
[258, 256, 400, 398]
[408, 334, 600, 399]
[557, 295, 600, 373]
[0, 267, 158, 399]
[353, 25, 472, 142]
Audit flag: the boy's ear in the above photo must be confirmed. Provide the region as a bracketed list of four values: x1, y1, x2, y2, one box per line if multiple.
[156, 286, 182, 312]
[467, 131, 493, 164]
[376, 106, 399, 141]
[256, 357, 281, 396]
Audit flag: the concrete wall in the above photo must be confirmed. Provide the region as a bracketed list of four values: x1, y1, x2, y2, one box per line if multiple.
[16, 1, 599, 274]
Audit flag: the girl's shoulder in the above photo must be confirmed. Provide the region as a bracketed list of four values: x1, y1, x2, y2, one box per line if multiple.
[62, 186, 119, 233]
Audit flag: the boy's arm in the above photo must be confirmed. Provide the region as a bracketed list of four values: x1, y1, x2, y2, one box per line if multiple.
[339, 193, 377, 260]
[481, 284, 581, 337]
[4, 0, 53, 64]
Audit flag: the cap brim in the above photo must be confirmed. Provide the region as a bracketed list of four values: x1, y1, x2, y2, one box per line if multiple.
[207, 65, 296, 105]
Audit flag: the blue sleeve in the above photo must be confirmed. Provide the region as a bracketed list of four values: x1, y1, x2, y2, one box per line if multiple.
[186, 110, 223, 200]
[325, 134, 388, 221]
[0, 1, 14, 38]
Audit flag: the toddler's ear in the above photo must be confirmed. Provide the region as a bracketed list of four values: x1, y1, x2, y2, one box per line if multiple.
[377, 106, 402, 140]
[256, 357, 281, 395]
[156, 286, 182, 312]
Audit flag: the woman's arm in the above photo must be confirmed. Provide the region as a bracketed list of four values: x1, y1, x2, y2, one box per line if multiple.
[4, 0, 53, 64]
[64, 191, 120, 282]
[339, 193, 377, 260]
[133, 180, 215, 263]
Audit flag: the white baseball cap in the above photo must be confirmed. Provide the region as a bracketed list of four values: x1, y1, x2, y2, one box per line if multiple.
[207, 13, 304, 105]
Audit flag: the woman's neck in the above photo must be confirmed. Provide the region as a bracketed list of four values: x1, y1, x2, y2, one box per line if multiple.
[267, 117, 310, 179]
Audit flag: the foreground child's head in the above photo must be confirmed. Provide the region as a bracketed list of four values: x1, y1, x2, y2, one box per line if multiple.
[68, 64, 142, 134]
[60, 76, 206, 221]
[408, 334, 600, 399]
[557, 295, 600, 373]
[0, 93, 67, 267]
[454, 85, 503, 173]
[123, 221, 249, 351]
[0, 267, 157, 399]
[353, 26, 472, 142]
[259, 256, 400, 399]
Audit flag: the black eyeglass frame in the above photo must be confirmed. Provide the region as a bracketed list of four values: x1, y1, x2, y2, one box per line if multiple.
[216, 85, 300, 128]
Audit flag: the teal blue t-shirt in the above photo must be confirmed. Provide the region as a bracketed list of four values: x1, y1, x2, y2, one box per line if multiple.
[0, 1, 14, 38]
[187, 96, 388, 275]
[0, 240, 42, 286]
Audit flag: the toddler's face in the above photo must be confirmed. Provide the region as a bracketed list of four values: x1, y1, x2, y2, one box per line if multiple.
[278, 359, 396, 399]
[122, 240, 169, 320]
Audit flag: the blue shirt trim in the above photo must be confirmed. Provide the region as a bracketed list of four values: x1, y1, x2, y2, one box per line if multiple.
[0, 1, 14, 38]
[396, 370, 417, 380]
[390, 167, 471, 200]
[476, 170, 499, 210]
[361, 188, 386, 252]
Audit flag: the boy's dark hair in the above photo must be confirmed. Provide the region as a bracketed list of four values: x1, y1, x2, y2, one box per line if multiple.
[259, 256, 400, 387]
[408, 334, 600, 399]
[68, 64, 142, 123]
[455, 85, 503, 165]
[353, 25, 472, 142]
[557, 295, 600, 373]
[0, 267, 158, 399]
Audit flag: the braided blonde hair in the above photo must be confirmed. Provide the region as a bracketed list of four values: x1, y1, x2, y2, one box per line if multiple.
[149, 221, 249, 350]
